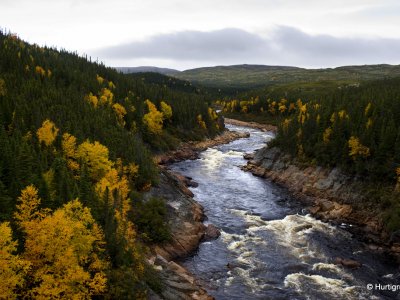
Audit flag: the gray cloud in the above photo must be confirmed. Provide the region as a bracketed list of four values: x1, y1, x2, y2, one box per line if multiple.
[95, 26, 400, 67]
[97, 28, 266, 61]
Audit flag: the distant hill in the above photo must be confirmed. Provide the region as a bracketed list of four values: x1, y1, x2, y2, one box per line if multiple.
[116, 66, 180, 75]
[170, 64, 400, 91]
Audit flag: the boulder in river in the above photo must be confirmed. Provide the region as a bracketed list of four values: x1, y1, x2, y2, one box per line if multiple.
[204, 224, 221, 241]
[334, 257, 362, 269]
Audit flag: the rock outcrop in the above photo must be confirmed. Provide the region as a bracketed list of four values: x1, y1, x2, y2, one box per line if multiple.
[144, 169, 214, 299]
[242, 146, 389, 245]
[203, 224, 221, 241]
[148, 255, 213, 300]
[145, 170, 207, 261]
[146, 125, 251, 299]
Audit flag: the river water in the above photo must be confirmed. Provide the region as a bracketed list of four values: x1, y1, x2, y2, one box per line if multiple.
[170, 124, 399, 300]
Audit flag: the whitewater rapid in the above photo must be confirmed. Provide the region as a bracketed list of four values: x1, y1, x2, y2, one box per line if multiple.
[170, 124, 398, 300]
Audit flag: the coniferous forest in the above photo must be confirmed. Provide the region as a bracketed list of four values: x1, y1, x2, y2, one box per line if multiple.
[218, 77, 400, 230]
[0, 31, 223, 299]
[3, 26, 400, 299]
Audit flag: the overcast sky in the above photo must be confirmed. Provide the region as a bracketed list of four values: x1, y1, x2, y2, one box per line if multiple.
[2, 0, 400, 70]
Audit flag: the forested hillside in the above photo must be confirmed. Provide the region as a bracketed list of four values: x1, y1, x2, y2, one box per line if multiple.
[219, 77, 400, 229]
[0, 31, 222, 298]
[171, 64, 400, 94]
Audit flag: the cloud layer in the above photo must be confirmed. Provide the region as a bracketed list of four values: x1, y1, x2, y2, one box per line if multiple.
[96, 26, 400, 68]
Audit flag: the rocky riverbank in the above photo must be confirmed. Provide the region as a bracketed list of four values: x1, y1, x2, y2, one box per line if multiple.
[145, 169, 213, 300]
[242, 146, 400, 259]
[146, 127, 248, 299]
[154, 129, 249, 165]
[224, 118, 277, 132]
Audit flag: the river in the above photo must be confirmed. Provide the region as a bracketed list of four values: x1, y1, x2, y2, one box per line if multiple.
[170, 124, 399, 300]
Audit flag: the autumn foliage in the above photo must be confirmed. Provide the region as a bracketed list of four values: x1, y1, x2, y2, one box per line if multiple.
[36, 119, 59, 146]
[0, 30, 222, 298]
[143, 99, 164, 135]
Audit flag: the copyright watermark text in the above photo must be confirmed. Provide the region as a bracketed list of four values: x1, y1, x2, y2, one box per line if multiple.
[367, 283, 400, 292]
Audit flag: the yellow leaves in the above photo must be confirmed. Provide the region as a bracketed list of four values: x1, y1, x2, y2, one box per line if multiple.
[62, 133, 80, 173]
[330, 112, 336, 123]
[76, 140, 113, 181]
[298, 112, 306, 124]
[37, 119, 59, 146]
[288, 102, 296, 112]
[197, 114, 207, 129]
[279, 104, 287, 113]
[62, 133, 77, 158]
[0, 223, 18, 259]
[282, 118, 291, 132]
[95, 168, 130, 211]
[108, 81, 116, 89]
[140, 182, 152, 192]
[112, 103, 127, 126]
[240, 100, 248, 108]
[348, 136, 370, 159]
[23, 199, 108, 299]
[366, 118, 373, 129]
[85, 92, 99, 108]
[338, 110, 349, 120]
[0, 222, 30, 300]
[296, 99, 307, 124]
[323, 127, 332, 144]
[316, 114, 321, 124]
[230, 99, 239, 112]
[268, 101, 277, 114]
[96, 74, 104, 84]
[279, 98, 287, 105]
[241, 105, 248, 113]
[35, 66, 51, 78]
[14, 185, 49, 229]
[114, 198, 137, 251]
[35, 66, 46, 77]
[124, 163, 139, 181]
[161, 101, 173, 120]
[99, 88, 114, 105]
[365, 102, 372, 116]
[299, 103, 307, 114]
[0, 78, 6, 96]
[208, 107, 218, 121]
[296, 99, 303, 110]
[143, 99, 164, 135]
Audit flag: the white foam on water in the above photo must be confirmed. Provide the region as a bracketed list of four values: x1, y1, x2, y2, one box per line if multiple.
[284, 273, 376, 300]
[225, 150, 243, 157]
[312, 263, 353, 281]
[200, 148, 225, 170]
[237, 250, 255, 265]
[220, 229, 269, 291]
[234, 267, 268, 293]
[225, 276, 235, 287]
